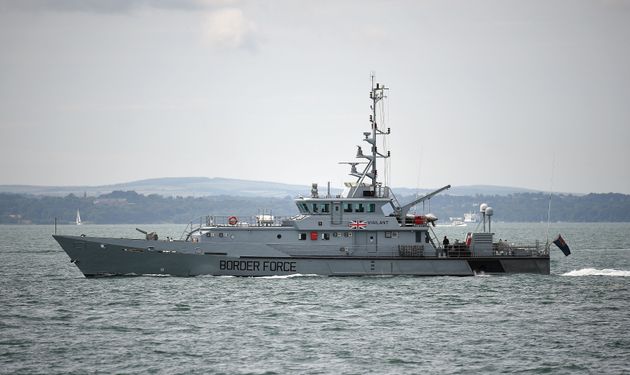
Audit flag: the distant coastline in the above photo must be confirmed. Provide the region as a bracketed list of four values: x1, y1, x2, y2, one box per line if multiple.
[0, 176, 564, 198]
[1, 188, 629, 225]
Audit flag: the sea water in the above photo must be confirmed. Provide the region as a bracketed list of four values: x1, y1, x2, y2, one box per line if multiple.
[1, 223, 629, 374]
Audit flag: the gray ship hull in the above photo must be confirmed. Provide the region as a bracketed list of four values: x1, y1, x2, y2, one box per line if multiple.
[53, 235, 550, 277]
[51, 79, 560, 278]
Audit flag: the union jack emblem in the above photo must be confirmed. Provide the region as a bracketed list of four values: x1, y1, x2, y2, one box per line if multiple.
[349, 220, 367, 230]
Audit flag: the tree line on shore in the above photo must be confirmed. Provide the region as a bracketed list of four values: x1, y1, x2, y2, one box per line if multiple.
[1, 190, 629, 224]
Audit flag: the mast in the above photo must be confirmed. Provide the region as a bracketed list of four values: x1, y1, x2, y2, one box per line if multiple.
[340, 75, 391, 197]
[365, 74, 390, 191]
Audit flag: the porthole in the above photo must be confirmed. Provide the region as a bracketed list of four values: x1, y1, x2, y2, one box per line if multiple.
[277, 234, 282, 239]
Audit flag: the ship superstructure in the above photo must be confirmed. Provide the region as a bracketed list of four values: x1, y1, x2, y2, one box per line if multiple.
[53, 79, 551, 277]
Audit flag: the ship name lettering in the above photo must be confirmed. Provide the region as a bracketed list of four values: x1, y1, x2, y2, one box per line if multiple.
[218, 260, 297, 273]
[219, 260, 260, 272]
[367, 220, 389, 225]
[263, 261, 297, 272]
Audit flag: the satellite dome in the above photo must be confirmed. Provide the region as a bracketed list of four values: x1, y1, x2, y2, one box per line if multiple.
[480, 203, 488, 213]
[485, 207, 494, 216]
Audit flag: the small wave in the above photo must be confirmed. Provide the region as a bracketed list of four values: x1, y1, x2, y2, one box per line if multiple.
[562, 268, 630, 277]
[260, 273, 320, 279]
[196, 274, 235, 278]
[140, 273, 172, 277]
[473, 271, 491, 277]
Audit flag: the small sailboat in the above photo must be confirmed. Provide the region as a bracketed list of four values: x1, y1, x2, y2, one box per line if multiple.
[76, 209, 82, 225]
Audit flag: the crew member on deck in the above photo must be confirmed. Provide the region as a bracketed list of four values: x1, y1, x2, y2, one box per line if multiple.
[442, 236, 450, 257]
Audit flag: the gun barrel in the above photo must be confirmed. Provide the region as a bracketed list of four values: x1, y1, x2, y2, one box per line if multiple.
[135, 228, 148, 234]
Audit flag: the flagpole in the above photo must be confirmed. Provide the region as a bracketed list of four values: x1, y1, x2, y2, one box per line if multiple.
[545, 153, 556, 251]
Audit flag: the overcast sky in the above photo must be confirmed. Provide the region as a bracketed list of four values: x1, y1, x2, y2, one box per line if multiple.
[1, 0, 629, 194]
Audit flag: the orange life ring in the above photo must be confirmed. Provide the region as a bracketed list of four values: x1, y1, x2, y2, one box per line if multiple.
[228, 216, 238, 226]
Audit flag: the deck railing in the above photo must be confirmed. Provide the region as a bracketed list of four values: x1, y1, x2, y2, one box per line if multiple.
[202, 215, 304, 227]
[443, 241, 548, 258]
[181, 215, 305, 239]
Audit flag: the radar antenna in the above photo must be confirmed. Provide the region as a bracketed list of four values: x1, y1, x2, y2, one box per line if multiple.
[358, 73, 391, 191]
[338, 161, 367, 179]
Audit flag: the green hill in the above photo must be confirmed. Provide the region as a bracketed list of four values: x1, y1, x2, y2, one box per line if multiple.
[1, 190, 629, 225]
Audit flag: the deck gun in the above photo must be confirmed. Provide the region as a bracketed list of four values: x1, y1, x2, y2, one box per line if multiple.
[136, 228, 158, 241]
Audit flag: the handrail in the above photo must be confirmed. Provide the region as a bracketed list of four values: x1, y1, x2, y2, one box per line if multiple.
[184, 214, 304, 240]
[180, 221, 193, 241]
[440, 241, 547, 257]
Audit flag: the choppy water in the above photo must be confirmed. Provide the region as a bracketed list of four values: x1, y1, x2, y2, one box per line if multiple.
[1, 223, 629, 374]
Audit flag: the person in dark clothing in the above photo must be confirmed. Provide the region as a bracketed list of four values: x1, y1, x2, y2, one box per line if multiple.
[442, 236, 450, 257]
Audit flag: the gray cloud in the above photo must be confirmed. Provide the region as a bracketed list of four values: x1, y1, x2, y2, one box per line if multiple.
[0, 0, 233, 13]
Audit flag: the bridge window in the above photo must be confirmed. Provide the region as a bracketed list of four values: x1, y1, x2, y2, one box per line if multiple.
[344, 203, 352, 213]
[368, 203, 376, 212]
[312, 203, 319, 213]
[322, 203, 330, 213]
[355, 203, 365, 213]
[299, 203, 309, 213]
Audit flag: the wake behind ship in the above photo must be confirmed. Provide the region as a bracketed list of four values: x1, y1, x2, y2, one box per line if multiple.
[54, 79, 551, 277]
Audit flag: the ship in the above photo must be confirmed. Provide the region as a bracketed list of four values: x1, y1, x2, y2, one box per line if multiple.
[440, 217, 467, 227]
[464, 212, 479, 223]
[53, 78, 551, 277]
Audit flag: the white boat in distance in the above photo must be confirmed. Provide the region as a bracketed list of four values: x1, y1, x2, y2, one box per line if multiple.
[464, 212, 479, 223]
